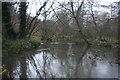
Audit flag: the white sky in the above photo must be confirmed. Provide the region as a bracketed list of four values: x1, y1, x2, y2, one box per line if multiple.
[26, 0, 119, 18]
[99, 0, 119, 5]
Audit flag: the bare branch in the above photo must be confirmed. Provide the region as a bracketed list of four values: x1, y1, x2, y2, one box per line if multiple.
[26, 1, 48, 38]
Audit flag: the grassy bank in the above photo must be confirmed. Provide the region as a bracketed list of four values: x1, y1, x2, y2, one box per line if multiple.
[3, 38, 42, 54]
[99, 40, 119, 47]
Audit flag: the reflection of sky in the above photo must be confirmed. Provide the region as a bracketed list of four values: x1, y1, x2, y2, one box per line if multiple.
[13, 60, 21, 78]
[18, 52, 118, 78]
[26, 59, 38, 78]
[92, 61, 118, 78]
[12, 44, 118, 78]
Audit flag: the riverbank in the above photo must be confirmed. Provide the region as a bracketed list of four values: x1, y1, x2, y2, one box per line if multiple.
[3, 38, 42, 54]
[3, 39, 119, 54]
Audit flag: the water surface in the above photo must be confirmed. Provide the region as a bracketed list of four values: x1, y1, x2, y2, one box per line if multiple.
[3, 42, 118, 78]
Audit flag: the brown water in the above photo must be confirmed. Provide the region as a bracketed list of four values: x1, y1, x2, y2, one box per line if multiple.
[3, 42, 118, 78]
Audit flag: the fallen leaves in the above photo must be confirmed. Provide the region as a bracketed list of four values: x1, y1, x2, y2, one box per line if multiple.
[88, 55, 104, 61]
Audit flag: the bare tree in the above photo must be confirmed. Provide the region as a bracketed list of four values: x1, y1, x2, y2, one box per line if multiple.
[88, 1, 101, 40]
[27, 1, 48, 39]
[70, 0, 91, 44]
[118, 1, 120, 42]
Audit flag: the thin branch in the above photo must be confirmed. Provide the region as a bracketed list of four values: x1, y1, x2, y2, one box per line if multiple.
[26, 1, 48, 37]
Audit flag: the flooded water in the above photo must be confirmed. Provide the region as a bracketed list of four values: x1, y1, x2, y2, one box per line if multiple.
[2, 42, 118, 78]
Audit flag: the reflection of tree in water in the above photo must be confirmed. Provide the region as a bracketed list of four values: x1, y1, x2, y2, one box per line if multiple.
[2, 54, 17, 78]
[19, 55, 27, 78]
[40, 43, 91, 78]
[3, 43, 118, 78]
[43, 49, 47, 78]
[72, 45, 90, 77]
[2, 50, 38, 78]
[27, 56, 42, 78]
[51, 43, 68, 58]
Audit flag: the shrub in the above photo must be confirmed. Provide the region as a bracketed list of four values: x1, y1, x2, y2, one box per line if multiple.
[3, 38, 41, 54]
[28, 38, 41, 48]
[100, 42, 112, 47]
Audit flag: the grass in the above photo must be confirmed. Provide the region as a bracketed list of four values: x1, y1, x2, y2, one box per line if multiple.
[99, 39, 120, 47]
[99, 42, 112, 47]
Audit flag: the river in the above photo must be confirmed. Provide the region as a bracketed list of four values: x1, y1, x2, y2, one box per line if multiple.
[2, 42, 119, 78]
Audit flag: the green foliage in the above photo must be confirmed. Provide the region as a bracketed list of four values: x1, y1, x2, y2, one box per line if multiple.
[64, 36, 71, 40]
[3, 38, 41, 54]
[100, 42, 112, 47]
[28, 38, 41, 47]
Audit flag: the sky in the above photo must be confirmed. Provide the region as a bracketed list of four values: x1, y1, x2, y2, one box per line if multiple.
[25, 0, 119, 18]
[99, 0, 119, 5]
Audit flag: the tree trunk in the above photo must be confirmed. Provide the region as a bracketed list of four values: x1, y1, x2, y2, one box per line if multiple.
[118, 2, 120, 42]
[19, 2, 27, 39]
[2, 2, 17, 40]
[70, 1, 92, 45]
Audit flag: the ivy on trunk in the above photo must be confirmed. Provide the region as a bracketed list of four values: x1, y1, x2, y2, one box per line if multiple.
[19, 2, 27, 39]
